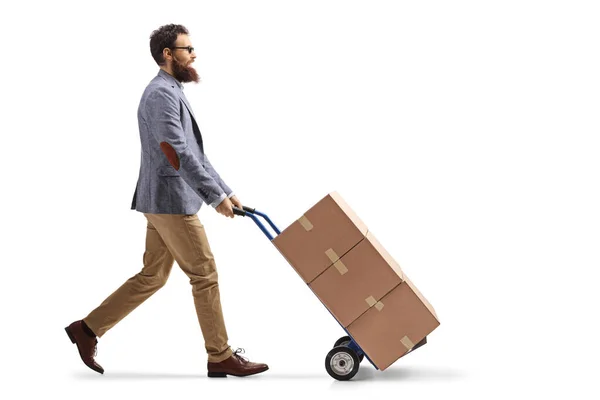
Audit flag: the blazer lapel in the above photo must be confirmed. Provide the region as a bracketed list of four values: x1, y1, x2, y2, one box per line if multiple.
[178, 91, 196, 121]
[157, 70, 198, 121]
[178, 91, 204, 153]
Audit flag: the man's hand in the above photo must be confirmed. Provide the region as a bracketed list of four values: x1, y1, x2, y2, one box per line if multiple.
[230, 195, 243, 210]
[216, 197, 234, 218]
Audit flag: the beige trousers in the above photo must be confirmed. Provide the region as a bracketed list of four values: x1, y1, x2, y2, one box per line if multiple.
[83, 213, 233, 363]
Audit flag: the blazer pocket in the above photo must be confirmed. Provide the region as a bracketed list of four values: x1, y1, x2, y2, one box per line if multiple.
[157, 165, 180, 177]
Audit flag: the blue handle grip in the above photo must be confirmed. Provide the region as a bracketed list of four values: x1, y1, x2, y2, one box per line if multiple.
[233, 206, 281, 240]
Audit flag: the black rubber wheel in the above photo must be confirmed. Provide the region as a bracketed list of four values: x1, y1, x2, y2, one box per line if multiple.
[325, 346, 360, 381]
[333, 336, 365, 363]
[334, 336, 352, 347]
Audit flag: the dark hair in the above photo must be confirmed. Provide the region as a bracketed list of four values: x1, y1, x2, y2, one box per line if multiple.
[150, 24, 189, 65]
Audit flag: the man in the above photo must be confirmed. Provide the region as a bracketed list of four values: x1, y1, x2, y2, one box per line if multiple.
[65, 23, 268, 378]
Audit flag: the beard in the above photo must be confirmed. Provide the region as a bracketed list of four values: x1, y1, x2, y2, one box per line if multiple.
[172, 54, 200, 83]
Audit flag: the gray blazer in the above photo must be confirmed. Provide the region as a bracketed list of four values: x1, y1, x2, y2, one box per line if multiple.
[131, 69, 233, 214]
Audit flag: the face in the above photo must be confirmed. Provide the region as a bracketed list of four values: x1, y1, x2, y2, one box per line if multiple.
[166, 34, 199, 83]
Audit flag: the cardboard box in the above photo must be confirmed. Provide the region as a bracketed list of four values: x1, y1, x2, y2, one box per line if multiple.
[347, 276, 440, 371]
[308, 231, 404, 327]
[272, 192, 368, 283]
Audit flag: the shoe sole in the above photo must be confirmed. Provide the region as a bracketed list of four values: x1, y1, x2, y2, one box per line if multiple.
[208, 366, 269, 378]
[65, 326, 104, 374]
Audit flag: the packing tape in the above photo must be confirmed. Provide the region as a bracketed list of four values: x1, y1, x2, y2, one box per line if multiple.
[333, 260, 348, 275]
[401, 336, 414, 350]
[325, 248, 338, 263]
[326, 249, 348, 275]
[365, 296, 377, 307]
[375, 301, 384, 311]
[298, 215, 313, 231]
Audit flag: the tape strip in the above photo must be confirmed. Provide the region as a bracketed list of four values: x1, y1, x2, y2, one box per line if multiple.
[401, 336, 414, 350]
[298, 215, 313, 231]
[334, 260, 348, 275]
[325, 248, 338, 263]
[365, 296, 377, 307]
[375, 301, 384, 311]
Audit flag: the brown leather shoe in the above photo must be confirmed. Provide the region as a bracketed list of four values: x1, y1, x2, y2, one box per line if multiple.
[65, 320, 104, 374]
[207, 348, 268, 378]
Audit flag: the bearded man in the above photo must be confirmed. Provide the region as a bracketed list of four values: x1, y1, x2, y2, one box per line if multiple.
[65, 23, 268, 378]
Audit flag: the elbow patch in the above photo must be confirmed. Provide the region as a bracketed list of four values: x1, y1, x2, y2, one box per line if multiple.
[160, 142, 180, 171]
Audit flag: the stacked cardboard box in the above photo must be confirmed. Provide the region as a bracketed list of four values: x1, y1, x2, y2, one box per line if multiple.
[272, 192, 439, 371]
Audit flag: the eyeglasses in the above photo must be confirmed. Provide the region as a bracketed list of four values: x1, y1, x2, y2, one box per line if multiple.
[171, 46, 195, 54]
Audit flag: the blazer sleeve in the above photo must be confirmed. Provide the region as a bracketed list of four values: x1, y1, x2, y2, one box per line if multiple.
[144, 86, 227, 207]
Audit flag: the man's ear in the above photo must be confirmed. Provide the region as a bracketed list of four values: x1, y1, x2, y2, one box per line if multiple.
[162, 47, 172, 62]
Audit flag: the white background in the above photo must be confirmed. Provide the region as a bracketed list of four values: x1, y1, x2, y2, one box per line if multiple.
[1, 0, 599, 398]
